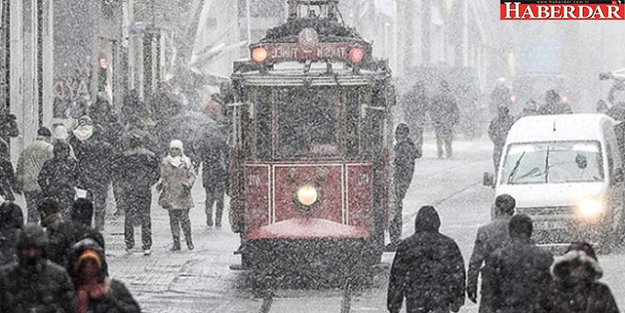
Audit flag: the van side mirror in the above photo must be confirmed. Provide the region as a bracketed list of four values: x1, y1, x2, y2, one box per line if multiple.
[483, 172, 494, 187]
[614, 168, 625, 183]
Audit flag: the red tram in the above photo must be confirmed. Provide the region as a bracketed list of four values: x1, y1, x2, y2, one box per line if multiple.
[228, 0, 395, 275]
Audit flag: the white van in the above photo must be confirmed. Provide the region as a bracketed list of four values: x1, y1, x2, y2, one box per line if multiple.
[484, 114, 625, 250]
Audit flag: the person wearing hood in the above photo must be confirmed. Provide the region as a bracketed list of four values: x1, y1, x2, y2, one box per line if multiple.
[481, 214, 553, 313]
[0, 201, 24, 266]
[69, 115, 114, 231]
[38, 141, 80, 218]
[387, 206, 466, 313]
[0, 137, 20, 202]
[467, 194, 515, 312]
[111, 133, 160, 255]
[68, 239, 140, 313]
[158, 140, 196, 251]
[16, 126, 54, 223]
[488, 106, 515, 172]
[537, 242, 619, 313]
[0, 224, 76, 313]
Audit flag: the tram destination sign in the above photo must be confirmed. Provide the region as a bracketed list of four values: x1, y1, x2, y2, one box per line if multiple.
[252, 42, 364, 63]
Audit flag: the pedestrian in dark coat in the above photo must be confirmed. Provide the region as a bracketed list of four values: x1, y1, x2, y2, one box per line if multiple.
[71, 198, 106, 251]
[387, 206, 466, 313]
[401, 81, 428, 149]
[387, 123, 421, 250]
[538, 90, 572, 115]
[0, 138, 20, 202]
[0, 112, 19, 147]
[39, 198, 81, 268]
[430, 81, 459, 159]
[111, 134, 160, 255]
[467, 194, 516, 312]
[537, 242, 619, 313]
[158, 140, 196, 251]
[89, 94, 123, 147]
[0, 202, 24, 266]
[16, 126, 54, 223]
[481, 214, 554, 313]
[69, 116, 114, 231]
[0, 224, 76, 313]
[38, 141, 80, 218]
[488, 106, 515, 172]
[68, 239, 140, 313]
[197, 136, 228, 227]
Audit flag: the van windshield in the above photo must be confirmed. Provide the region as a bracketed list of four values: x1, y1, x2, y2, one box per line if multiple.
[501, 141, 604, 185]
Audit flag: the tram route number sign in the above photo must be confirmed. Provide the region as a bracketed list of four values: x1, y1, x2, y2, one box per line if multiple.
[256, 43, 361, 63]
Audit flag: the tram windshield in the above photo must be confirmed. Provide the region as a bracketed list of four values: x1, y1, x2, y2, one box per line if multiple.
[276, 88, 339, 158]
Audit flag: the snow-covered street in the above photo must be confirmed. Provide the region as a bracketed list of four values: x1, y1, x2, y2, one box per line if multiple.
[69, 137, 621, 313]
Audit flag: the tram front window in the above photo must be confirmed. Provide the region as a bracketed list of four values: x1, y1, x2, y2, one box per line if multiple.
[277, 89, 339, 158]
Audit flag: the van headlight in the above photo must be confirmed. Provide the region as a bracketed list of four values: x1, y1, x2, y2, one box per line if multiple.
[576, 197, 603, 221]
[297, 184, 318, 206]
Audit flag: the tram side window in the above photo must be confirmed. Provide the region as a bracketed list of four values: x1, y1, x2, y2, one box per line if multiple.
[255, 89, 272, 159]
[276, 88, 339, 158]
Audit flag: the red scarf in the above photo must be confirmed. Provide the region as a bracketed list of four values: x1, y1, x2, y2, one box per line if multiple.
[76, 278, 111, 313]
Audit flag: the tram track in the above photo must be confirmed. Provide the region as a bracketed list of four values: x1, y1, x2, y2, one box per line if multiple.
[256, 280, 355, 313]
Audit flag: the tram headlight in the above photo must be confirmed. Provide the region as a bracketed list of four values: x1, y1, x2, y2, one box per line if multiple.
[297, 184, 318, 207]
[576, 197, 603, 221]
[252, 47, 268, 64]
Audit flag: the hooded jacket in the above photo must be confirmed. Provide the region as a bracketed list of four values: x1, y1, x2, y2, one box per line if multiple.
[0, 224, 76, 313]
[387, 206, 466, 313]
[537, 250, 619, 313]
[69, 239, 140, 313]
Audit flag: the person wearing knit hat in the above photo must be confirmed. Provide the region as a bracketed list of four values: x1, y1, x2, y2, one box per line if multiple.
[537, 241, 619, 313]
[16, 126, 54, 223]
[158, 139, 196, 251]
[69, 238, 140, 313]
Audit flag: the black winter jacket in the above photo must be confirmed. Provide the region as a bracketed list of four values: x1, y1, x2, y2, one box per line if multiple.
[38, 157, 80, 198]
[387, 207, 466, 313]
[0, 259, 76, 313]
[0, 202, 23, 266]
[481, 238, 553, 313]
[394, 138, 421, 199]
[0, 156, 19, 201]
